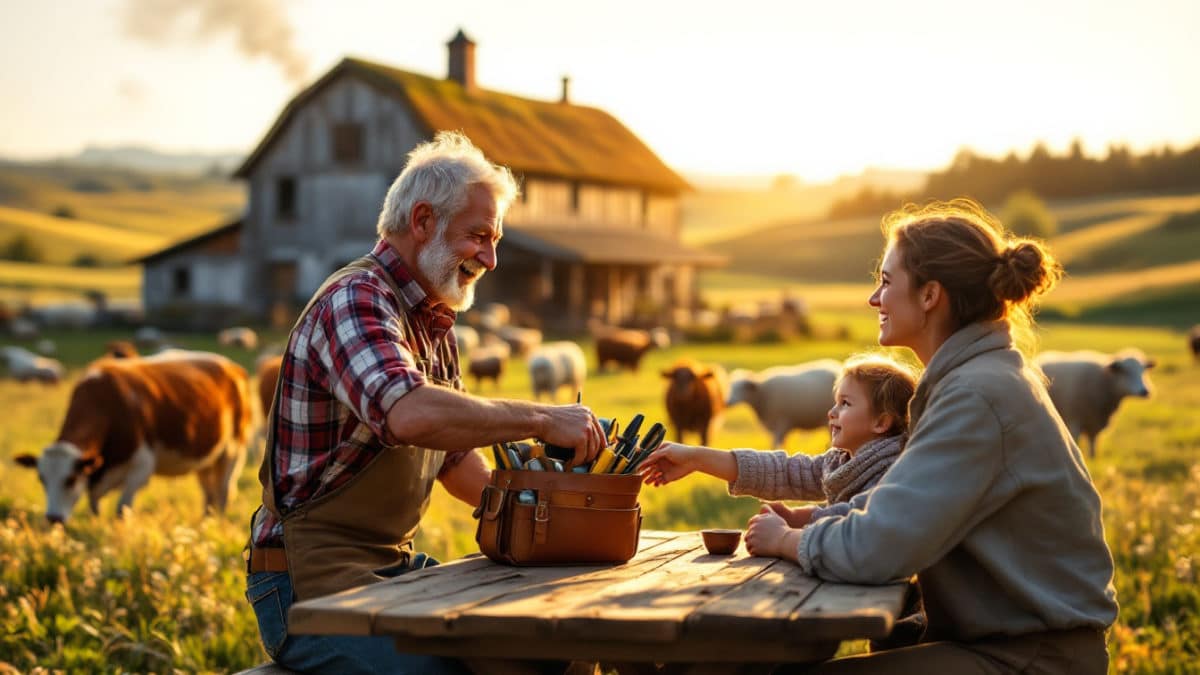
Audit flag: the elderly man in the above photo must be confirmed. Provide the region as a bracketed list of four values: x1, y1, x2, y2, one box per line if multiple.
[245, 131, 606, 674]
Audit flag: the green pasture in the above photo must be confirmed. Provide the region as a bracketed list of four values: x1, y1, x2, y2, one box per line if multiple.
[1, 317, 1198, 673]
[0, 164, 243, 273]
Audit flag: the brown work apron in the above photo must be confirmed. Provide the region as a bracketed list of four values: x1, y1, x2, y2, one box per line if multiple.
[257, 254, 455, 601]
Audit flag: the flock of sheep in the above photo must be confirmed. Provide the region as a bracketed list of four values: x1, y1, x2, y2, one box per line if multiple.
[3, 309, 1198, 460]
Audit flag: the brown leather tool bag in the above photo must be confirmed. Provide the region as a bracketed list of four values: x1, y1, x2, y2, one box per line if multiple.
[474, 469, 643, 565]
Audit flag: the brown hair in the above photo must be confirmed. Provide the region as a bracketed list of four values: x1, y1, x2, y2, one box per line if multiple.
[837, 354, 918, 435]
[881, 198, 1063, 352]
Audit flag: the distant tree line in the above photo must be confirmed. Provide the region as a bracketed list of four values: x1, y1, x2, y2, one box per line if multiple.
[830, 139, 1200, 219]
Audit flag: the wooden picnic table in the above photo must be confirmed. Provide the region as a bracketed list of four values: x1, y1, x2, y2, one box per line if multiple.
[287, 530, 908, 674]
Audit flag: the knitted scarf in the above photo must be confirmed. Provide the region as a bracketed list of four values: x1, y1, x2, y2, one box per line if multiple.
[821, 433, 907, 504]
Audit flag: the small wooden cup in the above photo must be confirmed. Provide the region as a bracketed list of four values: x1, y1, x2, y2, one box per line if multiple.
[701, 529, 742, 555]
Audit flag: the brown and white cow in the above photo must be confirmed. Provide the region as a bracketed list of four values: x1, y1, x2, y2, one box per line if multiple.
[14, 350, 253, 523]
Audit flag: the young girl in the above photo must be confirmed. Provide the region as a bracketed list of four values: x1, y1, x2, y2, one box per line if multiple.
[640, 354, 917, 532]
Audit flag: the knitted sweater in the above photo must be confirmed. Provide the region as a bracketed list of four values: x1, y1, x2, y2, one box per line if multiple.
[727, 433, 906, 518]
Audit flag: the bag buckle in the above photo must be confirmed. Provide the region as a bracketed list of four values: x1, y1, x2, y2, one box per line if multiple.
[474, 485, 506, 521]
[534, 499, 550, 545]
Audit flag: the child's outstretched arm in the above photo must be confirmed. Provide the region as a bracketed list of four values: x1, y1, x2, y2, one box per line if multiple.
[639, 442, 737, 486]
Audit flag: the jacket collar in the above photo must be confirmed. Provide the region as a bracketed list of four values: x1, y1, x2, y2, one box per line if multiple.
[909, 321, 1012, 427]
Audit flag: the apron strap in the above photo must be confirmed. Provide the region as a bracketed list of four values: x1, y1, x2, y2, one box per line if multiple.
[258, 252, 417, 520]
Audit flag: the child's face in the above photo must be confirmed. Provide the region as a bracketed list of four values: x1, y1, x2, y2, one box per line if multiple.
[828, 377, 889, 453]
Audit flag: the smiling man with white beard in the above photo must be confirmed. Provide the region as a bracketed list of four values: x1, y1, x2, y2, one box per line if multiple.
[244, 131, 608, 674]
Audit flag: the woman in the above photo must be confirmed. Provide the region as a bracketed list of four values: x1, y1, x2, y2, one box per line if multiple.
[754, 198, 1116, 673]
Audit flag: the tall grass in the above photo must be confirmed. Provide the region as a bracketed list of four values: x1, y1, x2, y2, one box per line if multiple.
[1, 320, 1198, 672]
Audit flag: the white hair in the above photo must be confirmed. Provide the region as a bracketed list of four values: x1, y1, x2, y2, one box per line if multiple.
[376, 131, 519, 238]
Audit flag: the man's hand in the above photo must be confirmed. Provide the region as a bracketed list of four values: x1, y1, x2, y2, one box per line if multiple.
[539, 403, 606, 468]
[762, 501, 819, 529]
[745, 505, 803, 562]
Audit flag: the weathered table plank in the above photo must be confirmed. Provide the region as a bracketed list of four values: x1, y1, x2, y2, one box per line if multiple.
[375, 530, 701, 638]
[288, 529, 905, 669]
[289, 529, 686, 638]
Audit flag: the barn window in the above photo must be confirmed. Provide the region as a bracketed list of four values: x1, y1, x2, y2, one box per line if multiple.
[172, 266, 191, 296]
[333, 123, 364, 164]
[277, 177, 297, 219]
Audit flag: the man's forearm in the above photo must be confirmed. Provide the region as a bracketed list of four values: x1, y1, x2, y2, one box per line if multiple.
[440, 450, 490, 507]
[386, 384, 548, 450]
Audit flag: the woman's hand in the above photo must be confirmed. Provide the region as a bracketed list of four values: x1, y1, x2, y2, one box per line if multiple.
[762, 501, 819, 529]
[745, 505, 803, 562]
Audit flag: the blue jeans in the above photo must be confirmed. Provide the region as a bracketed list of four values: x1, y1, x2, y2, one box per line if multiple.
[245, 553, 470, 674]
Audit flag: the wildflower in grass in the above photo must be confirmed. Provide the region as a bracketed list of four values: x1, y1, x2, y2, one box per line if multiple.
[1174, 556, 1193, 582]
[1133, 533, 1156, 557]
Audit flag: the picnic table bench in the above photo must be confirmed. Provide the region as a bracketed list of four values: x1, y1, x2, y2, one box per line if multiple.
[286, 530, 908, 674]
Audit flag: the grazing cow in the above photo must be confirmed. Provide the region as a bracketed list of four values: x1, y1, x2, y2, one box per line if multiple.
[662, 358, 728, 445]
[529, 341, 586, 401]
[255, 354, 283, 416]
[1035, 349, 1156, 458]
[1190, 325, 1200, 364]
[468, 341, 510, 391]
[13, 351, 252, 523]
[596, 328, 663, 373]
[1, 346, 64, 384]
[218, 326, 259, 350]
[727, 360, 840, 448]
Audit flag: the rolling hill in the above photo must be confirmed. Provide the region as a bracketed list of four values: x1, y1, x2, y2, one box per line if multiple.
[697, 191, 1200, 328]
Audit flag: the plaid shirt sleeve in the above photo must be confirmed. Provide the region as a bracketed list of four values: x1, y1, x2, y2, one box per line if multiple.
[308, 278, 427, 440]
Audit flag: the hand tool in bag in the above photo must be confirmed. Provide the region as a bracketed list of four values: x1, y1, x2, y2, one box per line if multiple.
[623, 422, 667, 474]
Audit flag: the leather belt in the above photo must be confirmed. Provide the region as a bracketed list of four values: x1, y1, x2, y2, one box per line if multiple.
[245, 547, 289, 573]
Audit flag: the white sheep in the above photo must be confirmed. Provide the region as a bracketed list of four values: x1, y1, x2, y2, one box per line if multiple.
[2, 346, 64, 384]
[452, 325, 480, 356]
[1035, 349, 1156, 458]
[217, 326, 259, 350]
[496, 325, 543, 358]
[726, 359, 840, 448]
[134, 326, 167, 351]
[529, 341, 587, 402]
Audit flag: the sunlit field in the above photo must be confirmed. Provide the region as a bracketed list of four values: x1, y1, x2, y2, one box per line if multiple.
[1, 316, 1197, 673]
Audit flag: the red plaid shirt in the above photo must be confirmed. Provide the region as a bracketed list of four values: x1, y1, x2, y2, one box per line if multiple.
[252, 239, 465, 548]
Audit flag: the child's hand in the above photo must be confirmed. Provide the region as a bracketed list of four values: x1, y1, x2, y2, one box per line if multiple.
[762, 502, 819, 528]
[745, 505, 803, 562]
[638, 442, 702, 486]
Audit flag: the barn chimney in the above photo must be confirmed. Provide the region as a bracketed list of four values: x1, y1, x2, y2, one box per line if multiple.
[560, 75, 570, 104]
[447, 29, 476, 91]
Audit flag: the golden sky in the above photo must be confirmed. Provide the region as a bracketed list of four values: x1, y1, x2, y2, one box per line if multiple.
[1, 0, 1196, 181]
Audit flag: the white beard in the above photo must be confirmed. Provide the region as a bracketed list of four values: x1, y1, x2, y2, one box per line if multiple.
[416, 225, 484, 311]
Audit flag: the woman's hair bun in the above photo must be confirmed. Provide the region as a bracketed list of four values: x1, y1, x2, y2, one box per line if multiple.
[990, 240, 1057, 303]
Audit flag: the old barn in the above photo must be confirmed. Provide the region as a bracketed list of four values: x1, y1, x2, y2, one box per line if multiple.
[138, 30, 722, 331]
